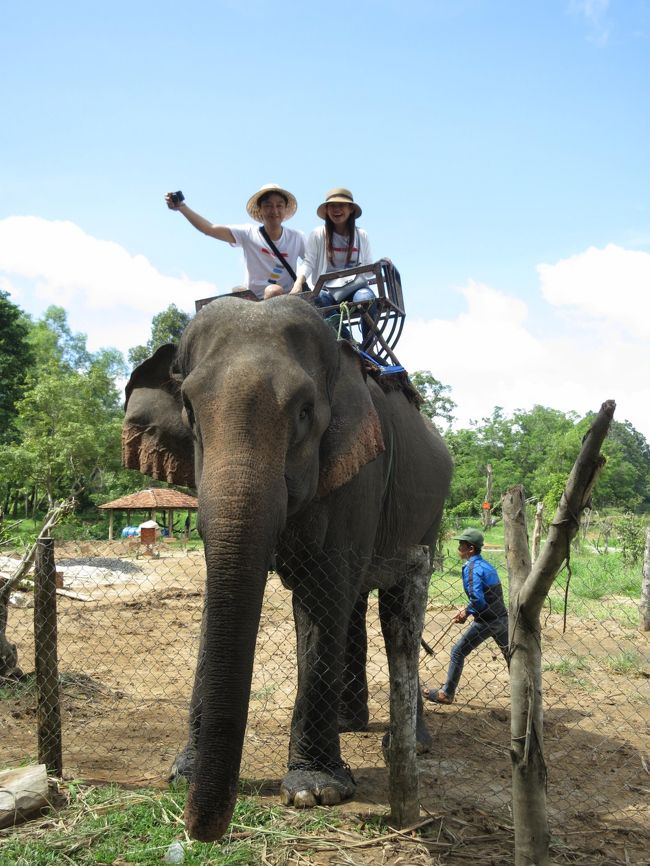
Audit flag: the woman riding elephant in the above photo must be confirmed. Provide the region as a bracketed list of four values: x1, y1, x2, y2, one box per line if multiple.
[122, 294, 452, 841]
[291, 188, 379, 341]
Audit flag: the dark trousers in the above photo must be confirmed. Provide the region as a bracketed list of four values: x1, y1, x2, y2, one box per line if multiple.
[443, 615, 509, 697]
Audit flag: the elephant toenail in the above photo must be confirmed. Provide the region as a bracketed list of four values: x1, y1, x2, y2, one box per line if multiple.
[319, 786, 341, 805]
[280, 789, 292, 806]
[294, 790, 318, 808]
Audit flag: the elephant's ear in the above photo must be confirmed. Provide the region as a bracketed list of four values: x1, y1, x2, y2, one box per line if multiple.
[318, 342, 385, 497]
[122, 344, 195, 488]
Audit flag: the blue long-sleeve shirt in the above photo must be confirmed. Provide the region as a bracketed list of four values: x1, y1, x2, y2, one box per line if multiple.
[463, 554, 508, 620]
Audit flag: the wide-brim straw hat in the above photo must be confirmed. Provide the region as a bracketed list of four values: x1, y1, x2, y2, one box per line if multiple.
[246, 183, 297, 222]
[317, 187, 362, 220]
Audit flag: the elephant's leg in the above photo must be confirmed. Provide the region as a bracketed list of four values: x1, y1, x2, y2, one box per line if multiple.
[378, 550, 432, 826]
[281, 585, 355, 808]
[169, 602, 207, 784]
[338, 591, 369, 732]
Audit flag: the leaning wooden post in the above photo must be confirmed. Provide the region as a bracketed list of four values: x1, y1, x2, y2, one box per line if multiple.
[503, 400, 615, 866]
[34, 537, 63, 776]
[641, 527, 650, 632]
[385, 545, 430, 827]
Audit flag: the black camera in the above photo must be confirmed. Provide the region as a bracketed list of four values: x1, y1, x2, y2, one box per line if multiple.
[170, 190, 185, 205]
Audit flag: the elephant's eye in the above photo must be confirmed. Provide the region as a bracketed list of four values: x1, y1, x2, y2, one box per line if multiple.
[298, 404, 313, 423]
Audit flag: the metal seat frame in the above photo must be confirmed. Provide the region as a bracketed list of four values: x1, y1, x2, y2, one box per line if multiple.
[303, 260, 405, 364]
[194, 260, 405, 364]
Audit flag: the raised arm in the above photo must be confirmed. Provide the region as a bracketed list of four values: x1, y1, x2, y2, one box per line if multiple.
[164, 192, 236, 243]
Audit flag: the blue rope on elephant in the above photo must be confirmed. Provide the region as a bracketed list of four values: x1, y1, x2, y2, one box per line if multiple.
[357, 348, 405, 376]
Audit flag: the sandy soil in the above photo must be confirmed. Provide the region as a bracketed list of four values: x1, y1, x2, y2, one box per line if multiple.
[2, 541, 649, 863]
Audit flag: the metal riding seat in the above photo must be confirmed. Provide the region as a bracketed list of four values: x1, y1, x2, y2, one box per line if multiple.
[193, 260, 405, 365]
[303, 259, 406, 365]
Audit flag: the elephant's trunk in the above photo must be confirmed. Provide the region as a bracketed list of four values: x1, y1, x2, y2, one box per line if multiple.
[184, 447, 287, 842]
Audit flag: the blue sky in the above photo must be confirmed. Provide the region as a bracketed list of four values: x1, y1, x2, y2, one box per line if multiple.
[2, 1, 649, 436]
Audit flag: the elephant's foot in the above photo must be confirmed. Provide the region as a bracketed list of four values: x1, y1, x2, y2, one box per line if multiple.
[381, 718, 433, 764]
[281, 761, 355, 808]
[168, 745, 196, 786]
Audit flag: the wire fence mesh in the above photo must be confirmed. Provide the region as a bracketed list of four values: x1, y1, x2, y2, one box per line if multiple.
[1, 533, 648, 844]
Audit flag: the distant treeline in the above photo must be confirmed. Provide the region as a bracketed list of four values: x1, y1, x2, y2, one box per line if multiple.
[1, 296, 648, 532]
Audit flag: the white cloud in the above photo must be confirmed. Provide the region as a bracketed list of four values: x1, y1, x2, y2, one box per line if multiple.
[398, 270, 649, 439]
[538, 244, 650, 339]
[0, 215, 218, 355]
[2, 218, 648, 440]
[568, 0, 611, 44]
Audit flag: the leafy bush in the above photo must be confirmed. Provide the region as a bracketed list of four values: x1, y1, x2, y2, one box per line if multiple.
[615, 512, 647, 565]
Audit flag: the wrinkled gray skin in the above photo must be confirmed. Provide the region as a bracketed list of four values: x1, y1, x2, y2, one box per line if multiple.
[122, 297, 452, 842]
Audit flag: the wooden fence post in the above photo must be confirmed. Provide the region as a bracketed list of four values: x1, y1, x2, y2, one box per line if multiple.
[641, 527, 650, 632]
[482, 463, 494, 529]
[503, 400, 614, 866]
[531, 501, 544, 563]
[386, 545, 430, 827]
[34, 537, 62, 776]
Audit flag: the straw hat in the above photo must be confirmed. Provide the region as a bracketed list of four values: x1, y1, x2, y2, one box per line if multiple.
[317, 187, 362, 220]
[246, 183, 297, 222]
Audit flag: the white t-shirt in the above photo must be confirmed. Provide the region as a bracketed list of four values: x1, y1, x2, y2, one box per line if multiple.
[229, 224, 305, 299]
[298, 225, 373, 288]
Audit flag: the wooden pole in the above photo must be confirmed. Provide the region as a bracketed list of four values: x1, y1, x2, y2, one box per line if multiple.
[503, 486, 548, 865]
[34, 538, 63, 776]
[502, 400, 614, 866]
[108, 510, 114, 541]
[385, 546, 430, 828]
[531, 501, 544, 563]
[641, 527, 650, 632]
[482, 463, 494, 530]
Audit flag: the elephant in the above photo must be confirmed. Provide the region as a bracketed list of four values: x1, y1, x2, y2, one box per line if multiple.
[122, 295, 452, 842]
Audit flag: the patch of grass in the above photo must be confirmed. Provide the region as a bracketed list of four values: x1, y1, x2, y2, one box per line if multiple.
[0, 783, 349, 866]
[604, 651, 645, 677]
[250, 684, 278, 701]
[1, 785, 261, 865]
[543, 655, 590, 679]
[0, 675, 36, 701]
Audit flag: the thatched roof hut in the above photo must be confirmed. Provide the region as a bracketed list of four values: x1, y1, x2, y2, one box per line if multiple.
[98, 488, 198, 540]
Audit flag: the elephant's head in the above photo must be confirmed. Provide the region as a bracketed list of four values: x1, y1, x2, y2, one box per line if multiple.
[122, 297, 385, 840]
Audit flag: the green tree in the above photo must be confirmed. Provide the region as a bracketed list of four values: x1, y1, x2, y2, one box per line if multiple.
[444, 404, 650, 516]
[0, 308, 125, 511]
[0, 291, 34, 443]
[128, 304, 191, 367]
[410, 371, 456, 425]
[28, 305, 93, 372]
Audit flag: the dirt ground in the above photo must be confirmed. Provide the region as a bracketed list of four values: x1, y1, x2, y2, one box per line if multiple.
[2, 542, 649, 864]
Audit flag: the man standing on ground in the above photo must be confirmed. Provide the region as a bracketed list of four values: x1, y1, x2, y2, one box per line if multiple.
[424, 528, 509, 705]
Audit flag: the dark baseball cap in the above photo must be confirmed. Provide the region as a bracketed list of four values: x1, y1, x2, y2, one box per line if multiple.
[453, 528, 484, 548]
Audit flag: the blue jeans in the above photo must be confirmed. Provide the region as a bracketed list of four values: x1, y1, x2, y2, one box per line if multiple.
[314, 288, 378, 341]
[443, 615, 509, 698]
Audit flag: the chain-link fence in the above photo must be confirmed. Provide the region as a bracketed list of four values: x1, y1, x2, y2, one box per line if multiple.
[1, 535, 648, 845]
